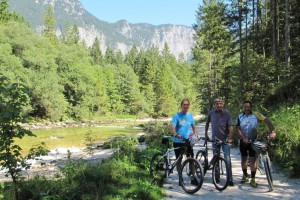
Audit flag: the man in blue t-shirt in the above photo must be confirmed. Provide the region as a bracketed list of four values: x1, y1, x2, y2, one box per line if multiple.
[171, 98, 197, 176]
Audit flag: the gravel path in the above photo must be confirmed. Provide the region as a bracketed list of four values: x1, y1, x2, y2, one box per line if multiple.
[164, 123, 300, 200]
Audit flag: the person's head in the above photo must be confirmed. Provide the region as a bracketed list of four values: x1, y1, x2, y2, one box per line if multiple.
[242, 100, 252, 114]
[181, 98, 190, 114]
[213, 98, 224, 112]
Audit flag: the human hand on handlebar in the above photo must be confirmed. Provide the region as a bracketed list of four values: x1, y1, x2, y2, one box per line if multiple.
[242, 138, 249, 144]
[269, 131, 276, 139]
[226, 138, 233, 144]
[175, 134, 183, 139]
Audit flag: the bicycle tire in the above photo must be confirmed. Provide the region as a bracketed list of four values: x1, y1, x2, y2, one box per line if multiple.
[263, 156, 274, 191]
[150, 152, 167, 181]
[212, 157, 229, 191]
[195, 150, 208, 175]
[179, 158, 204, 194]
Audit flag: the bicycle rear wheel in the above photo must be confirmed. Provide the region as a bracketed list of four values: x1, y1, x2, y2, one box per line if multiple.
[179, 158, 204, 194]
[212, 157, 229, 191]
[150, 152, 167, 182]
[263, 156, 274, 191]
[196, 150, 208, 175]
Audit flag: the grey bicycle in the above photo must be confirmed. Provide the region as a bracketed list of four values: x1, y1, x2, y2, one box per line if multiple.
[251, 136, 274, 191]
[150, 135, 204, 194]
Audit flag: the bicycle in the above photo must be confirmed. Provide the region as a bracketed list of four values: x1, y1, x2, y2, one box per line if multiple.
[150, 135, 204, 194]
[251, 136, 274, 192]
[195, 137, 230, 191]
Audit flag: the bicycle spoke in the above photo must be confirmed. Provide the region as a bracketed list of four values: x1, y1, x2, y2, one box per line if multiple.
[212, 157, 229, 191]
[179, 158, 203, 194]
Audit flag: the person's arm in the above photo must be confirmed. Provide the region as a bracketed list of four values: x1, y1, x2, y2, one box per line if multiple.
[227, 125, 234, 144]
[171, 124, 181, 139]
[204, 122, 209, 140]
[263, 118, 276, 138]
[226, 112, 234, 143]
[237, 126, 248, 143]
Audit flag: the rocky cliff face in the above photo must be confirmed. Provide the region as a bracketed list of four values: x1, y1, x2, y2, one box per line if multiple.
[9, 0, 195, 60]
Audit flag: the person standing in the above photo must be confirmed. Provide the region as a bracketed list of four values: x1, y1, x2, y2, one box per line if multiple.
[205, 98, 234, 186]
[171, 98, 198, 184]
[237, 100, 276, 187]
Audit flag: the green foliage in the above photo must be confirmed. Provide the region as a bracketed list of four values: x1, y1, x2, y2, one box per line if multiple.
[144, 122, 172, 150]
[42, 5, 58, 45]
[84, 129, 96, 156]
[192, 0, 235, 111]
[0, 74, 48, 199]
[89, 37, 103, 65]
[8, 137, 165, 200]
[267, 105, 300, 177]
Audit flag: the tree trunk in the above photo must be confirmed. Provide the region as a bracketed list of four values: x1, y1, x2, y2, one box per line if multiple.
[284, 0, 290, 78]
[238, 0, 244, 93]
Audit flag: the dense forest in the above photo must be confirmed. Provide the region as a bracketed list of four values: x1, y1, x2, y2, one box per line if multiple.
[1, 0, 299, 122]
[1, 0, 300, 199]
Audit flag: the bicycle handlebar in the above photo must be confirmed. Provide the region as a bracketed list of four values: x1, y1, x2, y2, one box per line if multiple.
[248, 136, 271, 144]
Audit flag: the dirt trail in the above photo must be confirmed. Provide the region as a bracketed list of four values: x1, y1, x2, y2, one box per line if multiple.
[164, 123, 300, 200]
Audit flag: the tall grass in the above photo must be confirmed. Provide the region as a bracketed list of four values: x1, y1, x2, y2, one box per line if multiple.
[2, 135, 165, 200]
[268, 105, 300, 177]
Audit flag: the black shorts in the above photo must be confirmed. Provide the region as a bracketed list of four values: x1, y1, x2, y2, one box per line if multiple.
[173, 142, 194, 158]
[239, 140, 256, 157]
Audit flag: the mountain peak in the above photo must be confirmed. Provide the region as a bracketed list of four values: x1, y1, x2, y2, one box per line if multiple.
[9, 0, 195, 60]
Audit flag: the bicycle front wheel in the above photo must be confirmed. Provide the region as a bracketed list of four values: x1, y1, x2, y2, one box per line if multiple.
[195, 150, 208, 175]
[263, 156, 274, 192]
[212, 157, 229, 191]
[150, 152, 167, 182]
[179, 158, 204, 194]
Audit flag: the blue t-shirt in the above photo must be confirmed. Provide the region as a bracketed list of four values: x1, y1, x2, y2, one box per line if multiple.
[171, 112, 195, 143]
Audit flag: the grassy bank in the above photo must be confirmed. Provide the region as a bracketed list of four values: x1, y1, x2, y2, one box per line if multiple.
[15, 126, 143, 154]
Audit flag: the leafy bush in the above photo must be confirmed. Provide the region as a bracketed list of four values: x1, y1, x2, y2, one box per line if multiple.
[5, 136, 165, 200]
[267, 105, 300, 177]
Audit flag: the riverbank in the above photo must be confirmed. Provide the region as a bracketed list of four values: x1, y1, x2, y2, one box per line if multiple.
[20, 115, 205, 130]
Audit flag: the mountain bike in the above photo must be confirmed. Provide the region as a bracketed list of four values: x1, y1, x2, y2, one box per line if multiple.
[150, 135, 204, 194]
[251, 136, 274, 192]
[195, 137, 230, 191]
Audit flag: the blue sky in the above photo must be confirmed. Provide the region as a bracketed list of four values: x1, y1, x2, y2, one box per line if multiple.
[78, 0, 200, 27]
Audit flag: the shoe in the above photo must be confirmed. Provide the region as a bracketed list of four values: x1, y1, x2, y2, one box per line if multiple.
[191, 178, 199, 186]
[228, 181, 234, 186]
[250, 178, 258, 188]
[240, 175, 249, 183]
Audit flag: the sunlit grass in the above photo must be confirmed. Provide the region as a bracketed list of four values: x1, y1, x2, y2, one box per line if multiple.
[15, 126, 143, 154]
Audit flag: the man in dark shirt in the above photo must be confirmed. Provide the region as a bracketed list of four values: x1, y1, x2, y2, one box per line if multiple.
[205, 98, 234, 186]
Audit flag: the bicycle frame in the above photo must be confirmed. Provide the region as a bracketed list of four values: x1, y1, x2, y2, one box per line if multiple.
[198, 137, 225, 170]
[252, 136, 274, 191]
[160, 136, 189, 178]
[164, 146, 185, 178]
[196, 137, 230, 191]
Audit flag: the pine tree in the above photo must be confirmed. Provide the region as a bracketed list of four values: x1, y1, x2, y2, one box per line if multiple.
[42, 5, 58, 45]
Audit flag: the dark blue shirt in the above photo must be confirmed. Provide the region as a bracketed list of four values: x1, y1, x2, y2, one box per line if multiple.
[206, 109, 233, 141]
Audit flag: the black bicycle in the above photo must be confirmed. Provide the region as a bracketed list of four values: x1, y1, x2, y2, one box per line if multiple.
[251, 136, 274, 192]
[150, 135, 204, 194]
[195, 137, 230, 191]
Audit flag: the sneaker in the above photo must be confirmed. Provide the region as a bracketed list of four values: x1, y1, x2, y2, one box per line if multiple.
[250, 178, 258, 188]
[240, 175, 249, 183]
[191, 178, 199, 186]
[228, 181, 234, 186]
